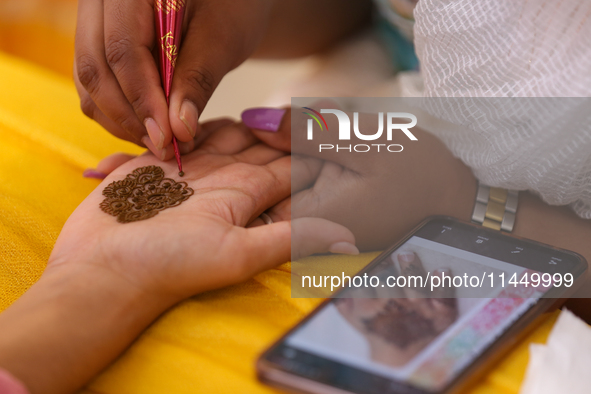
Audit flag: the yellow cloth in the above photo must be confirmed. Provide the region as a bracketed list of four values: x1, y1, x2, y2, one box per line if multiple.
[0, 51, 558, 394]
[0, 0, 77, 77]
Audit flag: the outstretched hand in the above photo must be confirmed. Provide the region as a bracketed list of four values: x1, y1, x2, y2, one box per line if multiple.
[0, 120, 355, 394]
[51, 120, 355, 304]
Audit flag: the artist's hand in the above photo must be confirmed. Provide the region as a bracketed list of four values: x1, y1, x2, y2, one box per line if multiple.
[243, 106, 478, 250]
[74, 0, 275, 159]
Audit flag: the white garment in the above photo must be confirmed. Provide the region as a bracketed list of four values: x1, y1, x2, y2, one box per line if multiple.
[413, 0, 591, 218]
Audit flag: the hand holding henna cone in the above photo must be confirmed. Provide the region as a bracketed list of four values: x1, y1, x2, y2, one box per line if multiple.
[155, 0, 186, 176]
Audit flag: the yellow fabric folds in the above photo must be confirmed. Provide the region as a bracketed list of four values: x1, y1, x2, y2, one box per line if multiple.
[0, 51, 558, 394]
[0, 0, 77, 77]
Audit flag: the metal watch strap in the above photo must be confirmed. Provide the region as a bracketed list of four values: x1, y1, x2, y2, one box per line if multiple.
[471, 183, 519, 232]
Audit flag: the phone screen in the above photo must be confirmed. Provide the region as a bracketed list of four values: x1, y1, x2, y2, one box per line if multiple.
[263, 218, 586, 394]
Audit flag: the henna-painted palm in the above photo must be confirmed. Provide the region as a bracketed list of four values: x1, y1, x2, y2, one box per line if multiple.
[49, 120, 355, 304]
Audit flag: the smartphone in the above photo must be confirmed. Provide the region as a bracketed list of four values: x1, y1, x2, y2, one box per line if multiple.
[257, 217, 587, 394]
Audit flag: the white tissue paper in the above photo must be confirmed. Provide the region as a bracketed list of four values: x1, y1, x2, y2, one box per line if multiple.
[520, 309, 591, 394]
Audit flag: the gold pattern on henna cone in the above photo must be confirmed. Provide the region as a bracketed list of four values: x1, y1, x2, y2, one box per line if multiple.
[155, 0, 185, 13]
[100, 166, 194, 223]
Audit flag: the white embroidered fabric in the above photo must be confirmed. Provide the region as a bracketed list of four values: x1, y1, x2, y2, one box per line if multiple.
[412, 0, 591, 218]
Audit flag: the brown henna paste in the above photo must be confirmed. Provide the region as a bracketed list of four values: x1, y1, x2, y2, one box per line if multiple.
[100, 165, 194, 223]
[363, 299, 437, 349]
[363, 296, 459, 349]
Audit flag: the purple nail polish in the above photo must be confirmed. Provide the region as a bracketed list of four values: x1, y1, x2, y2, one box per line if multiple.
[83, 169, 107, 180]
[241, 107, 286, 132]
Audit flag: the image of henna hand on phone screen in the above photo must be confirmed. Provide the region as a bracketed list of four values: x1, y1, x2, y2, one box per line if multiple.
[335, 252, 458, 367]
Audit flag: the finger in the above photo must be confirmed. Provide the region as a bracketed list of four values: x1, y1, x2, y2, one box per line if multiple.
[167, 17, 237, 145]
[247, 194, 291, 228]
[233, 143, 286, 166]
[75, 85, 142, 144]
[141, 135, 176, 162]
[241, 107, 291, 151]
[96, 153, 137, 175]
[292, 218, 358, 260]
[247, 217, 268, 228]
[237, 217, 358, 279]
[197, 123, 258, 155]
[241, 155, 293, 224]
[158, 118, 253, 179]
[244, 155, 321, 227]
[177, 118, 236, 155]
[288, 161, 346, 218]
[74, 0, 146, 144]
[233, 221, 291, 280]
[103, 0, 173, 150]
[192, 154, 291, 226]
[292, 155, 323, 193]
[247, 197, 291, 228]
[201, 118, 235, 134]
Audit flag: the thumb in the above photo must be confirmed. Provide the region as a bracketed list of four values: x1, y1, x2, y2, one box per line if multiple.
[292, 217, 358, 260]
[240, 218, 358, 277]
[83, 153, 137, 179]
[167, 30, 233, 144]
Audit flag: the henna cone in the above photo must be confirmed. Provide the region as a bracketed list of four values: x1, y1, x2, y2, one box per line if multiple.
[155, 0, 186, 176]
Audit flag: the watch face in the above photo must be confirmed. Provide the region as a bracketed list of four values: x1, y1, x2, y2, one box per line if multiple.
[261, 217, 586, 394]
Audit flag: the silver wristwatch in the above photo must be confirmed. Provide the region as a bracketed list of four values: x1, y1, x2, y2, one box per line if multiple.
[471, 183, 519, 232]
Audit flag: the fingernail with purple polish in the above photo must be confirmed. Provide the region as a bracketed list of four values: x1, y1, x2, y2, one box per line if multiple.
[83, 169, 107, 180]
[241, 107, 286, 132]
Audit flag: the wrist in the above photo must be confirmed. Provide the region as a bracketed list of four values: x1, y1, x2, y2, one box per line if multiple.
[42, 261, 176, 321]
[513, 192, 591, 254]
[0, 262, 176, 394]
[449, 184, 591, 290]
[46, 251, 182, 313]
[514, 193, 591, 300]
[438, 159, 478, 223]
